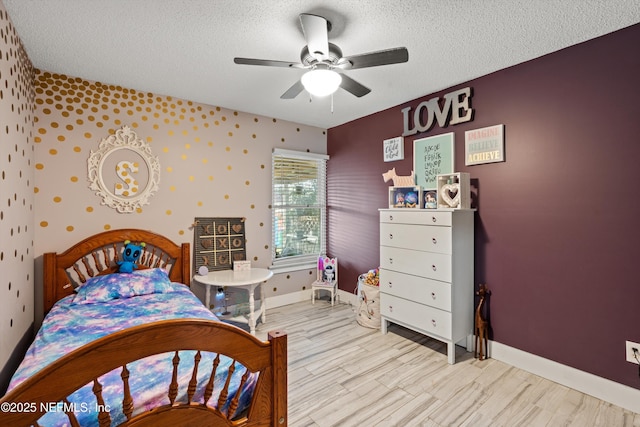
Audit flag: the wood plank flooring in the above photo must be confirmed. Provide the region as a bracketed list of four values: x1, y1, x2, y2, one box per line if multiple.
[254, 299, 640, 427]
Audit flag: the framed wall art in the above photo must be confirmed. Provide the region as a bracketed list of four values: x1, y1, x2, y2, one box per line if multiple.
[193, 217, 247, 273]
[87, 126, 160, 213]
[413, 132, 454, 190]
[465, 124, 505, 166]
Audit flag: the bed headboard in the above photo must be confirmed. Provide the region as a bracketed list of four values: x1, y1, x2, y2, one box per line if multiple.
[43, 229, 191, 315]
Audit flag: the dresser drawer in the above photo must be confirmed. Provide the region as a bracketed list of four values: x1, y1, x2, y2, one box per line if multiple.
[379, 269, 451, 312]
[381, 294, 452, 339]
[380, 246, 452, 282]
[380, 223, 452, 254]
[380, 210, 452, 226]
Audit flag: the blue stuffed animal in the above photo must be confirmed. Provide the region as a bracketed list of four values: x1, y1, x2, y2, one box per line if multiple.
[117, 240, 145, 273]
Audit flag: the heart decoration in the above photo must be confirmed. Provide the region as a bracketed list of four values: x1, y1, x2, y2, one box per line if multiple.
[232, 224, 243, 233]
[440, 183, 460, 208]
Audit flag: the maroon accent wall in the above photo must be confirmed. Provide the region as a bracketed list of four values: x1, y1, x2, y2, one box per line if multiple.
[327, 23, 640, 389]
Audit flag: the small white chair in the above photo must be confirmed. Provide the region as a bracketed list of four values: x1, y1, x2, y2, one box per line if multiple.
[311, 256, 338, 306]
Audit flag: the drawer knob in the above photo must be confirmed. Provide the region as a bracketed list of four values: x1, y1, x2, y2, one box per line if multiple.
[389, 258, 393, 264]
[432, 264, 437, 271]
[388, 281, 393, 288]
[389, 215, 394, 221]
[431, 319, 437, 327]
[389, 233, 393, 239]
[432, 237, 437, 244]
[432, 216, 437, 223]
[431, 292, 436, 299]
[389, 305, 393, 313]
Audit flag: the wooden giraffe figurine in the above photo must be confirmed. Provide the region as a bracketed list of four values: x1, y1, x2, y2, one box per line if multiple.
[474, 284, 490, 360]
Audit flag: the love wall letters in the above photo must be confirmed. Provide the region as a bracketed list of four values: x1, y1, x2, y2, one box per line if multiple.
[401, 87, 474, 137]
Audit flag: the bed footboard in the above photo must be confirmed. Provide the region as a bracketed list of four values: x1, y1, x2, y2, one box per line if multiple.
[0, 320, 287, 427]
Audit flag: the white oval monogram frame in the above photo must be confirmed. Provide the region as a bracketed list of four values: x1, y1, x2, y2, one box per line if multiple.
[88, 126, 160, 213]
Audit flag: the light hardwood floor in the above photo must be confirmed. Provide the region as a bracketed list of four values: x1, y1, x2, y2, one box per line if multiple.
[253, 299, 640, 427]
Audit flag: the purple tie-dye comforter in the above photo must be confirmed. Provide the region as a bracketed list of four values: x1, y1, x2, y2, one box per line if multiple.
[7, 271, 256, 426]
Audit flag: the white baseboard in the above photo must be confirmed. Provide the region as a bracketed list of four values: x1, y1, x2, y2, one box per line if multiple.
[265, 288, 359, 309]
[489, 340, 640, 414]
[267, 290, 640, 413]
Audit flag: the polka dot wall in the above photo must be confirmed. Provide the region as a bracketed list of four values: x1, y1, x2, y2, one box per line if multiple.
[0, 4, 36, 370]
[31, 70, 326, 311]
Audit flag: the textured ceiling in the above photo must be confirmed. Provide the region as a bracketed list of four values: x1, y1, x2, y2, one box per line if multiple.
[4, 0, 639, 129]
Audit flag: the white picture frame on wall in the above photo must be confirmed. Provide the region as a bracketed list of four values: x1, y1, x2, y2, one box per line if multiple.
[383, 136, 404, 162]
[465, 124, 505, 166]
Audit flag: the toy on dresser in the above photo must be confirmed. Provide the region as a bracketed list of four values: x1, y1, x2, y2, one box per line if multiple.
[382, 167, 415, 186]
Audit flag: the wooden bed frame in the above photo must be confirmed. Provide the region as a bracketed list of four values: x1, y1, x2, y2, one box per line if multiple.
[0, 229, 288, 427]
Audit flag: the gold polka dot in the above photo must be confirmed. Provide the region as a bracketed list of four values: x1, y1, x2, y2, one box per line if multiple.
[208, 176, 214, 181]
[163, 147, 169, 153]
[224, 194, 230, 200]
[227, 165, 232, 171]
[66, 226, 74, 232]
[170, 186, 176, 191]
[225, 146, 231, 152]
[245, 181, 250, 185]
[35, 164, 44, 170]
[49, 149, 57, 155]
[197, 201, 203, 207]
[166, 210, 172, 215]
[74, 146, 81, 152]
[250, 204, 255, 209]
[189, 176, 195, 182]
[181, 154, 187, 160]
[53, 196, 62, 203]
[202, 158, 208, 164]
[86, 206, 93, 212]
[40, 221, 48, 227]
[167, 166, 173, 172]
[104, 224, 111, 230]
[185, 143, 191, 149]
[70, 176, 78, 182]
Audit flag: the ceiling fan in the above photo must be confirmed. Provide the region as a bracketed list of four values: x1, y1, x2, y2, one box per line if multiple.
[234, 13, 409, 99]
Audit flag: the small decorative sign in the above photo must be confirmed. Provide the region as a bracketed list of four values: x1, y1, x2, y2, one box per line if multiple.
[383, 136, 404, 162]
[465, 124, 504, 166]
[233, 260, 251, 271]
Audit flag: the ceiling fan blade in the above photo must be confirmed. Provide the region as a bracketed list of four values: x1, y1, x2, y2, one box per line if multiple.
[234, 57, 304, 68]
[299, 13, 329, 61]
[339, 74, 371, 97]
[280, 79, 305, 99]
[341, 47, 409, 70]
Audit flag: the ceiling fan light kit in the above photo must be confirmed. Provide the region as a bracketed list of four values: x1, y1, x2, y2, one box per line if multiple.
[233, 13, 408, 100]
[301, 68, 342, 97]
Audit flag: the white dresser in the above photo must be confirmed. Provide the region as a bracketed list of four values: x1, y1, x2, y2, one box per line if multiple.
[379, 209, 475, 364]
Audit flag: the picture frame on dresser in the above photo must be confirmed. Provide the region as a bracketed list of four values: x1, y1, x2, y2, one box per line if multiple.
[388, 186, 422, 208]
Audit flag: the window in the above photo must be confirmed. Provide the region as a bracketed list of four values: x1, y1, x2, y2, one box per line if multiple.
[271, 148, 328, 272]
